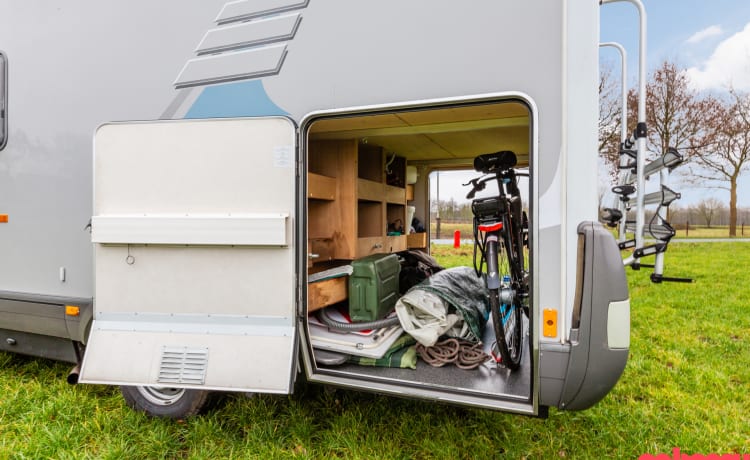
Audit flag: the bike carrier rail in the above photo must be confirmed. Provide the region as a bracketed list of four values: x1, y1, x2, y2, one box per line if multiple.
[600, 0, 692, 283]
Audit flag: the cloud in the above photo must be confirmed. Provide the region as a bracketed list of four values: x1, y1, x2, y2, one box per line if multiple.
[685, 22, 750, 91]
[686, 25, 723, 44]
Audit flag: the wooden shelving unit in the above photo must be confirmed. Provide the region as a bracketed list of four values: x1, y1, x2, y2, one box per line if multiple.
[307, 139, 407, 267]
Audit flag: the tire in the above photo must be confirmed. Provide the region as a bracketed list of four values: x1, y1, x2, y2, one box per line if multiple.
[489, 289, 523, 370]
[120, 385, 211, 419]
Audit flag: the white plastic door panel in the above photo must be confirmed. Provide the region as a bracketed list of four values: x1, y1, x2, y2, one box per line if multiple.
[79, 117, 298, 393]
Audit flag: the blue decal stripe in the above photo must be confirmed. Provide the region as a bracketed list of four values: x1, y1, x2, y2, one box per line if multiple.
[184, 80, 287, 118]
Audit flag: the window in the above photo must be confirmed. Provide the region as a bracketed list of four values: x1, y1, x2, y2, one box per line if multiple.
[0, 51, 6, 150]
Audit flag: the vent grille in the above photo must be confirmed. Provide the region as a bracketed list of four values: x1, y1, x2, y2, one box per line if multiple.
[157, 346, 209, 385]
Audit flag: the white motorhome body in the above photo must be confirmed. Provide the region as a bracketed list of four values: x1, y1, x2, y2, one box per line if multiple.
[0, 0, 629, 417]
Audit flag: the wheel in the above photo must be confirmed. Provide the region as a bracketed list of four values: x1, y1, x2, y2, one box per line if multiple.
[487, 234, 524, 371]
[489, 290, 523, 370]
[120, 385, 211, 419]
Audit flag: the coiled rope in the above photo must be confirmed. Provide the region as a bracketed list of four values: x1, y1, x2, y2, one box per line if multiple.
[416, 338, 490, 370]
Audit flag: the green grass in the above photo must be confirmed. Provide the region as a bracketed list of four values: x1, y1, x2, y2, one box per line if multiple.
[2, 243, 749, 458]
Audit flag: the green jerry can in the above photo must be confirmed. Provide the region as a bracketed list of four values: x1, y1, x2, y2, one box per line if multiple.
[349, 253, 401, 322]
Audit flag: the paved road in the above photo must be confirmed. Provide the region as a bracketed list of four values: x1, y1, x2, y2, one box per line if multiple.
[670, 238, 750, 243]
[432, 238, 475, 246]
[432, 238, 750, 245]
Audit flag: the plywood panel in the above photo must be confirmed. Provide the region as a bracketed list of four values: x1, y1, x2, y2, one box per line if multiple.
[308, 173, 336, 200]
[307, 277, 348, 312]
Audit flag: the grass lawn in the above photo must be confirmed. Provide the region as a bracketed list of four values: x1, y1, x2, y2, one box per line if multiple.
[1, 243, 749, 458]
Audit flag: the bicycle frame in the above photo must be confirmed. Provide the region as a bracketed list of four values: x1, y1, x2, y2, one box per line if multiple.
[467, 155, 528, 370]
[471, 168, 526, 297]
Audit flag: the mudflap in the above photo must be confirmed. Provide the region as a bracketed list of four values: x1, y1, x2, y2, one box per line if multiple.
[540, 221, 629, 410]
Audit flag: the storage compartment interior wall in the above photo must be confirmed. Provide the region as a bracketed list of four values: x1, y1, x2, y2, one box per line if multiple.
[307, 139, 407, 262]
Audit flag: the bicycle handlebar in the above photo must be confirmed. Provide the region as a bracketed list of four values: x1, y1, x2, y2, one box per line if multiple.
[464, 176, 491, 199]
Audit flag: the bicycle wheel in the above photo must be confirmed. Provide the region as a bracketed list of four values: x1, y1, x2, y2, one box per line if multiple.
[486, 238, 523, 370]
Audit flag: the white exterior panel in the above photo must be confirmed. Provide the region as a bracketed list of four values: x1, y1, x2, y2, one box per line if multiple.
[561, 0, 601, 340]
[81, 329, 295, 392]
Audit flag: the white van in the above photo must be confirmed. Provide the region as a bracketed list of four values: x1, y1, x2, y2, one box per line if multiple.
[0, 0, 632, 418]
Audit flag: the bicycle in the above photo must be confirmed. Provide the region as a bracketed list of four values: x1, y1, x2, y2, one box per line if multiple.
[464, 151, 528, 371]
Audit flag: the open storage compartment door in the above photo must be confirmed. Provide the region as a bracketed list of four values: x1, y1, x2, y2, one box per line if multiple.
[80, 118, 298, 394]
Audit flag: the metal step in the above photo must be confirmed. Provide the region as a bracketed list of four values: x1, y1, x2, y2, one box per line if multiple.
[624, 221, 675, 240]
[642, 185, 681, 207]
[618, 239, 636, 250]
[619, 147, 683, 177]
[633, 242, 667, 258]
[643, 147, 683, 177]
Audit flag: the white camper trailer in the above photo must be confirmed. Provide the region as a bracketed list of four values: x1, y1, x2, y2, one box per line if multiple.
[0, 0, 638, 418]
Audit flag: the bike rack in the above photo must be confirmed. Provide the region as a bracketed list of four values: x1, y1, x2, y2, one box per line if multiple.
[600, 0, 692, 283]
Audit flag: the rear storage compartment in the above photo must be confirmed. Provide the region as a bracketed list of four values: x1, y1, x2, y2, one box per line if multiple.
[303, 98, 534, 410]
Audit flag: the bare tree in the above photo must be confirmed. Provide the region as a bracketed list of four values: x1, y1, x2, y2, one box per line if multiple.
[693, 197, 724, 228]
[599, 62, 622, 178]
[690, 89, 750, 236]
[668, 205, 688, 226]
[626, 61, 721, 160]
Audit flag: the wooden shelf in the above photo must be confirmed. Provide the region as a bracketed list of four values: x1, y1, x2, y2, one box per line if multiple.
[385, 185, 406, 204]
[357, 178, 383, 202]
[356, 236, 385, 257]
[308, 173, 336, 200]
[385, 235, 407, 253]
[308, 276, 348, 312]
[407, 232, 427, 249]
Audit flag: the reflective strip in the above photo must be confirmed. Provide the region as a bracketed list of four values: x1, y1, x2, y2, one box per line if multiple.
[478, 222, 503, 232]
[607, 299, 630, 349]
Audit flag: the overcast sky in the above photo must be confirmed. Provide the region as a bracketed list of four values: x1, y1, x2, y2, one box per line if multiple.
[601, 0, 750, 92]
[432, 2, 750, 209]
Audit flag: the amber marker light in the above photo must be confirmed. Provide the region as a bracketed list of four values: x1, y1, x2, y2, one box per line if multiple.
[543, 309, 558, 338]
[0, 214, 8, 223]
[65, 305, 81, 317]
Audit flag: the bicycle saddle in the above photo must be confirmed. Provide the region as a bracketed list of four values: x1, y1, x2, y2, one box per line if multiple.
[474, 151, 517, 173]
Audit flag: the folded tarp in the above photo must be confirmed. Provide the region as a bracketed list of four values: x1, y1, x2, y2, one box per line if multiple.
[395, 266, 489, 347]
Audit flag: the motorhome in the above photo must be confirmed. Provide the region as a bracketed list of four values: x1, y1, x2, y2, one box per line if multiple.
[0, 0, 641, 418]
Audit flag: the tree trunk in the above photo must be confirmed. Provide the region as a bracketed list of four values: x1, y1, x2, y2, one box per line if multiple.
[729, 176, 737, 237]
